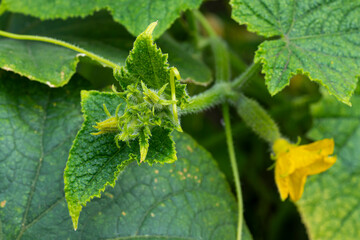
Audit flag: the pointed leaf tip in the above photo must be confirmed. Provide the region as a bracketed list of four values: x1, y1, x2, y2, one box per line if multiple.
[68, 202, 82, 230]
[145, 21, 158, 35]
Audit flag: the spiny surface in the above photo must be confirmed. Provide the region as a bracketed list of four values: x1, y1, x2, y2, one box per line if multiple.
[231, 0, 360, 105]
[114, 23, 189, 108]
[65, 91, 177, 229]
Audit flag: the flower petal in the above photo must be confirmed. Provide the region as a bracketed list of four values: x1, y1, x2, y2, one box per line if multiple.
[279, 148, 320, 175]
[300, 138, 334, 156]
[305, 156, 336, 175]
[272, 138, 336, 201]
[275, 158, 290, 201]
[288, 169, 307, 201]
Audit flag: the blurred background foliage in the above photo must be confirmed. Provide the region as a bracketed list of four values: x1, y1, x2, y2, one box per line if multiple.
[179, 1, 318, 239]
[1, 0, 324, 238]
[182, 0, 320, 240]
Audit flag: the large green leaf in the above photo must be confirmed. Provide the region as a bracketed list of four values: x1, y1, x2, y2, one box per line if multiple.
[0, 70, 250, 239]
[295, 91, 360, 239]
[230, 0, 360, 105]
[0, 12, 211, 87]
[0, 71, 85, 239]
[77, 131, 252, 240]
[0, 38, 80, 87]
[0, 0, 203, 38]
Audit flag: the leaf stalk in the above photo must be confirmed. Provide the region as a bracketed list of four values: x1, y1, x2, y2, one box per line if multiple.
[222, 103, 243, 240]
[0, 30, 120, 69]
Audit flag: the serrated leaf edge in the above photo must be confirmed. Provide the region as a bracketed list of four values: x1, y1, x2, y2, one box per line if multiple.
[64, 90, 180, 229]
[146, 128, 177, 166]
[64, 90, 136, 230]
[255, 40, 354, 106]
[229, 0, 280, 38]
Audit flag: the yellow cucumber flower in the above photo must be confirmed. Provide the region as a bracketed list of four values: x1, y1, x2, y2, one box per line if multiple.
[272, 138, 336, 201]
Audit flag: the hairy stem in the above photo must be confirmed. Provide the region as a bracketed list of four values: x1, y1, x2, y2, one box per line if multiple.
[180, 83, 234, 114]
[194, 10, 244, 240]
[231, 62, 261, 89]
[0, 30, 120, 69]
[223, 103, 243, 240]
[181, 60, 260, 115]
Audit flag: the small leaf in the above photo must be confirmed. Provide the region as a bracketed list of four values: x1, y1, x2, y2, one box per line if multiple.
[230, 0, 360, 105]
[0, 0, 204, 38]
[114, 22, 189, 108]
[295, 91, 360, 239]
[139, 130, 150, 163]
[64, 91, 177, 229]
[0, 70, 251, 239]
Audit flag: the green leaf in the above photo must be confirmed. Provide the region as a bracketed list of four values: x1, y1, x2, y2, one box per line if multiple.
[3, 12, 130, 65]
[114, 22, 189, 108]
[0, 37, 80, 87]
[295, 92, 360, 239]
[0, 12, 128, 87]
[230, 0, 360, 105]
[0, 0, 204, 38]
[0, 70, 251, 239]
[76, 131, 252, 239]
[0, 12, 210, 88]
[0, 71, 85, 239]
[64, 90, 177, 229]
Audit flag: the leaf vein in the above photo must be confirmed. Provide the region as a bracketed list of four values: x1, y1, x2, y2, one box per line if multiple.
[289, 30, 360, 41]
[241, 1, 277, 31]
[23, 197, 65, 232]
[16, 92, 50, 240]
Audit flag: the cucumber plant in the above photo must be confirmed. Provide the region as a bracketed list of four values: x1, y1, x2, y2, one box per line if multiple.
[0, 1, 359, 239]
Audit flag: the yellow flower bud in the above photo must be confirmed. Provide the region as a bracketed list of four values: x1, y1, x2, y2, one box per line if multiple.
[272, 138, 336, 201]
